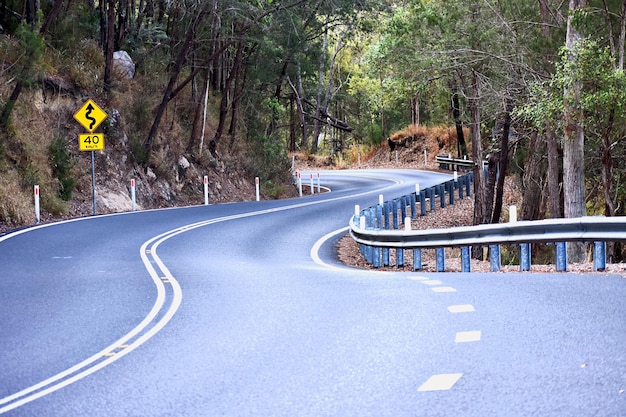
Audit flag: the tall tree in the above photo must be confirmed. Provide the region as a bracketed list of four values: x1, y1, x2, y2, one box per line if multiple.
[562, 0, 588, 262]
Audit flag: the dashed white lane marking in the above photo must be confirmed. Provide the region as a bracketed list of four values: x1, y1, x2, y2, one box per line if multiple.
[455, 330, 482, 343]
[432, 286, 456, 293]
[418, 373, 463, 391]
[407, 276, 429, 281]
[448, 304, 476, 313]
[421, 280, 443, 286]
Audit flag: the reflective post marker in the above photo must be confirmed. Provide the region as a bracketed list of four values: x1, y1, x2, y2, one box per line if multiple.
[317, 172, 321, 193]
[297, 172, 302, 197]
[34, 185, 40, 224]
[131, 179, 136, 211]
[204, 175, 209, 205]
[255, 177, 260, 201]
[310, 173, 314, 195]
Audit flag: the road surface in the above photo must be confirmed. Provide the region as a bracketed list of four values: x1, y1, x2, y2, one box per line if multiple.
[1, 169, 624, 416]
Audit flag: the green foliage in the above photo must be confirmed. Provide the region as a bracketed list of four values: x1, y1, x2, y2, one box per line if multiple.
[42, 196, 68, 216]
[48, 136, 76, 201]
[516, 40, 626, 131]
[14, 22, 45, 86]
[262, 97, 286, 121]
[130, 134, 149, 165]
[19, 162, 41, 189]
[62, 40, 104, 90]
[47, 3, 100, 51]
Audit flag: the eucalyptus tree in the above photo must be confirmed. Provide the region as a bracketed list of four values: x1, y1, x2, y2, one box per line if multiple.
[0, 0, 63, 133]
[372, 0, 535, 233]
[140, 0, 311, 162]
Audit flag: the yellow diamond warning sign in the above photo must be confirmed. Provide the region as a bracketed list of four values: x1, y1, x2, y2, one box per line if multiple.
[74, 99, 107, 132]
[79, 133, 105, 151]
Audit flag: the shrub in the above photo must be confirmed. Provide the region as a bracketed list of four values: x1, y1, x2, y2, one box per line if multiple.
[48, 136, 76, 201]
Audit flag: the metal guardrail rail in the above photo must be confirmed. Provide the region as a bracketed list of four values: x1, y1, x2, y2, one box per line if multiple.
[350, 217, 626, 248]
[434, 154, 484, 171]
[349, 173, 626, 272]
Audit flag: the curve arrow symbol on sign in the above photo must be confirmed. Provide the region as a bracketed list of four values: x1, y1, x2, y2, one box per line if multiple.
[85, 103, 97, 131]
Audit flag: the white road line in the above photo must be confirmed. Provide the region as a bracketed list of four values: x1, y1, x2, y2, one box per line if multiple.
[421, 280, 443, 286]
[455, 331, 482, 343]
[407, 276, 429, 281]
[418, 373, 463, 391]
[432, 286, 457, 293]
[448, 304, 476, 313]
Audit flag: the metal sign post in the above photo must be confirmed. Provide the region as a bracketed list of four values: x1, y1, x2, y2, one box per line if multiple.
[91, 151, 96, 214]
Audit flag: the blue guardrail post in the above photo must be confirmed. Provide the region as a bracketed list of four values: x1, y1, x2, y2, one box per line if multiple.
[556, 242, 567, 271]
[593, 241, 606, 271]
[429, 187, 436, 211]
[419, 190, 426, 216]
[383, 201, 390, 229]
[448, 181, 454, 205]
[396, 248, 404, 267]
[520, 243, 531, 271]
[413, 249, 422, 270]
[392, 199, 399, 229]
[436, 248, 445, 272]
[438, 184, 446, 208]
[461, 246, 471, 272]
[489, 245, 501, 271]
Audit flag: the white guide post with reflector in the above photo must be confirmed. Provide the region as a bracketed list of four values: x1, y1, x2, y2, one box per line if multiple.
[255, 177, 260, 201]
[34, 185, 40, 224]
[310, 173, 314, 195]
[297, 172, 302, 197]
[131, 179, 136, 211]
[317, 173, 321, 193]
[204, 175, 209, 205]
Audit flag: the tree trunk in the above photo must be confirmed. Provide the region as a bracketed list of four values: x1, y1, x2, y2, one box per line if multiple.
[40, 0, 65, 35]
[521, 131, 547, 221]
[467, 71, 485, 259]
[143, 9, 206, 161]
[617, 0, 626, 70]
[484, 153, 497, 224]
[563, 0, 588, 262]
[546, 128, 562, 218]
[104, 0, 116, 98]
[491, 97, 512, 223]
[0, 81, 23, 131]
[187, 70, 209, 157]
[310, 17, 329, 154]
[451, 88, 468, 158]
[212, 41, 243, 152]
[287, 74, 307, 150]
[228, 46, 249, 151]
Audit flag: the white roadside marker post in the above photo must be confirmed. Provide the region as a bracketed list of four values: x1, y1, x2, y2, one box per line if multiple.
[131, 179, 136, 211]
[34, 185, 40, 224]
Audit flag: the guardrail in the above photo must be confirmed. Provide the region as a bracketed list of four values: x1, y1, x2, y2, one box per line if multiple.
[349, 174, 626, 272]
[435, 154, 482, 171]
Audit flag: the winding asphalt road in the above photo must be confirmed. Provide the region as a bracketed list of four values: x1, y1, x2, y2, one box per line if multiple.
[1, 169, 624, 416]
